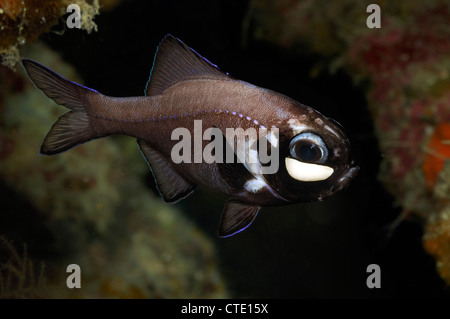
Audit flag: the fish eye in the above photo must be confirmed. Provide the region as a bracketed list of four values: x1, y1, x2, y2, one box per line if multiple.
[289, 132, 328, 164]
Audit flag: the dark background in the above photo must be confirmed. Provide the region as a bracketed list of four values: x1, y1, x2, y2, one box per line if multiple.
[36, 0, 450, 298]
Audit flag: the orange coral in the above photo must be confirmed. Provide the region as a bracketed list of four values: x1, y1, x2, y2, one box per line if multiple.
[0, 0, 66, 49]
[0, 0, 24, 19]
[423, 218, 450, 285]
[423, 123, 450, 189]
[0, 0, 100, 69]
[100, 278, 148, 299]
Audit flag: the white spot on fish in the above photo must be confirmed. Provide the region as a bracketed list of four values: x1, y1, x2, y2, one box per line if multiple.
[285, 157, 334, 182]
[288, 119, 309, 135]
[244, 177, 267, 193]
[324, 125, 340, 138]
[266, 130, 279, 148]
[314, 118, 324, 126]
[333, 148, 341, 157]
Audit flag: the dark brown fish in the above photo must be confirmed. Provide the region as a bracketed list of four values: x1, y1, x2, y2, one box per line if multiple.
[22, 34, 358, 237]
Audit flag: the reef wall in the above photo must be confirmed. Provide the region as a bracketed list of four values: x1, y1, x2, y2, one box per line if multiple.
[0, 0, 100, 68]
[251, 0, 450, 285]
[0, 43, 227, 298]
[0, 0, 227, 298]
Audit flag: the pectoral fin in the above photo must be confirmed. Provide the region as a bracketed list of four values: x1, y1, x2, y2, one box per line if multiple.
[137, 139, 196, 203]
[216, 130, 255, 190]
[218, 200, 260, 238]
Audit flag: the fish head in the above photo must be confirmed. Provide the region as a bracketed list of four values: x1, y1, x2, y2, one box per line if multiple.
[263, 106, 359, 203]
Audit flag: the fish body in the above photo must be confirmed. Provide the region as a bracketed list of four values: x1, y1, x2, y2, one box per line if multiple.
[22, 35, 358, 237]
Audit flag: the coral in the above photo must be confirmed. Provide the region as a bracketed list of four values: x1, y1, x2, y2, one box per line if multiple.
[72, 0, 99, 32]
[0, 237, 47, 298]
[0, 43, 228, 298]
[0, 0, 100, 69]
[251, 0, 450, 285]
[423, 124, 450, 190]
[423, 161, 450, 283]
[424, 211, 450, 285]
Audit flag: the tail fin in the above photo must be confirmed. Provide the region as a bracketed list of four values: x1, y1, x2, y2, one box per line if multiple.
[22, 59, 98, 155]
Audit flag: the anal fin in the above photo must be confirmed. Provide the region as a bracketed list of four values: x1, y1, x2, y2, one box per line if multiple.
[137, 139, 196, 203]
[218, 200, 260, 238]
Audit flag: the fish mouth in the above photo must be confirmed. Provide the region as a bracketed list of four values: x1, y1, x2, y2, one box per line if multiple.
[337, 161, 359, 189]
[321, 162, 359, 199]
[339, 165, 359, 186]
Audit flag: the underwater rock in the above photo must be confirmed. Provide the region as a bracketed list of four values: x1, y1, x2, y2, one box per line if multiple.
[252, 0, 450, 285]
[0, 0, 100, 69]
[0, 43, 227, 298]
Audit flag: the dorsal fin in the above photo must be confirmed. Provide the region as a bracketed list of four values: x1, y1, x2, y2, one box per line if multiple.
[145, 34, 230, 96]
